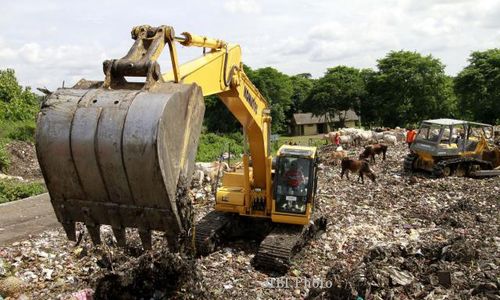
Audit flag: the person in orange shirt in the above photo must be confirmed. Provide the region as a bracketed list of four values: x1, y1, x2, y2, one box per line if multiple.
[334, 133, 341, 147]
[406, 127, 417, 149]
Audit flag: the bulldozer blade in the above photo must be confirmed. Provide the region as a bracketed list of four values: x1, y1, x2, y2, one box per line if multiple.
[35, 81, 205, 250]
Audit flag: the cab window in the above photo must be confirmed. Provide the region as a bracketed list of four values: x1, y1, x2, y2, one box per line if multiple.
[416, 124, 441, 142]
[274, 157, 311, 214]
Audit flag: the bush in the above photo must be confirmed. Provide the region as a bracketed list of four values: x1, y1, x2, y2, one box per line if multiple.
[0, 140, 10, 171]
[196, 133, 244, 162]
[0, 179, 46, 203]
[0, 69, 40, 144]
[6, 121, 36, 142]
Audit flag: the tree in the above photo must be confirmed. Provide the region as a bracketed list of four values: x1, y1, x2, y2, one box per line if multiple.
[303, 66, 365, 128]
[288, 73, 313, 118]
[245, 66, 293, 133]
[203, 65, 294, 134]
[369, 51, 455, 127]
[454, 49, 500, 124]
[0, 69, 39, 121]
[359, 68, 379, 127]
[203, 95, 241, 133]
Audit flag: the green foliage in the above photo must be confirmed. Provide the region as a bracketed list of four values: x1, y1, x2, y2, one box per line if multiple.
[2, 120, 36, 142]
[0, 140, 10, 171]
[454, 49, 500, 124]
[204, 65, 298, 134]
[367, 51, 455, 127]
[0, 69, 40, 122]
[0, 179, 46, 204]
[289, 74, 313, 115]
[196, 132, 244, 162]
[0, 69, 39, 148]
[303, 66, 366, 127]
[359, 68, 378, 126]
[245, 66, 293, 133]
[203, 95, 241, 133]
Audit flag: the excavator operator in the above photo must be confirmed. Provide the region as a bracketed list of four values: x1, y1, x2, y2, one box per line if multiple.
[284, 160, 305, 189]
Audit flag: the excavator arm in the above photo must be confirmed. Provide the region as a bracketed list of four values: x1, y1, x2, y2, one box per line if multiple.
[35, 25, 273, 249]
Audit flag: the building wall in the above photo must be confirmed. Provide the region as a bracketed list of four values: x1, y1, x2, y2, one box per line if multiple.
[303, 124, 317, 135]
[291, 120, 358, 136]
[345, 120, 356, 128]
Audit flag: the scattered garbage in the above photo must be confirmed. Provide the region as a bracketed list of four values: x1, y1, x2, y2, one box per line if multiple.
[0, 142, 498, 299]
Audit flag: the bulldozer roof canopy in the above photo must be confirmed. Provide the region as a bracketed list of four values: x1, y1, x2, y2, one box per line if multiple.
[422, 118, 492, 127]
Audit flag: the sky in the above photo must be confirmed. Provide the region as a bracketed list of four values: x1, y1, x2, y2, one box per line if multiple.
[1, 0, 499, 90]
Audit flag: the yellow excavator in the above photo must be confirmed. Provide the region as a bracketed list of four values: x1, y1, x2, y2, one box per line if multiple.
[35, 25, 325, 273]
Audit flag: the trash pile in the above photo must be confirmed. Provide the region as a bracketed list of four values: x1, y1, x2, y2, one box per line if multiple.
[0, 142, 498, 299]
[2, 141, 41, 180]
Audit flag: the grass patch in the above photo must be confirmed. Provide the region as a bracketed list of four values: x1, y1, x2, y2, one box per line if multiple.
[196, 133, 327, 162]
[0, 179, 46, 204]
[277, 134, 326, 147]
[0, 119, 36, 142]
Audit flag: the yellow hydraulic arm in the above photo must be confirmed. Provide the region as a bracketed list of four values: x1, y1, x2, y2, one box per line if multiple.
[157, 25, 273, 201]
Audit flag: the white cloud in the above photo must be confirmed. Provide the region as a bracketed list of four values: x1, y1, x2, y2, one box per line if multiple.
[223, 0, 261, 14]
[19, 43, 43, 63]
[0, 39, 110, 89]
[308, 22, 347, 41]
[1, 0, 499, 87]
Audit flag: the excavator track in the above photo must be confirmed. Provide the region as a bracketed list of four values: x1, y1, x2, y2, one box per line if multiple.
[194, 211, 234, 256]
[253, 213, 327, 275]
[432, 157, 493, 178]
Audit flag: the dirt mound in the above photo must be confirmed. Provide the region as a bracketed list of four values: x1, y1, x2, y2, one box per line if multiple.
[94, 247, 209, 300]
[4, 141, 42, 180]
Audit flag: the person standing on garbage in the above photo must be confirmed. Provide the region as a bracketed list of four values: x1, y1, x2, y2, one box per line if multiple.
[406, 127, 417, 149]
[334, 133, 341, 147]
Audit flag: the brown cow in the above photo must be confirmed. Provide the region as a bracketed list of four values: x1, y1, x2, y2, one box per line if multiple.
[328, 150, 348, 165]
[359, 143, 388, 163]
[340, 158, 376, 183]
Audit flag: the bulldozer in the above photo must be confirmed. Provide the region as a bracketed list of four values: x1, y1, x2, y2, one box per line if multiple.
[404, 118, 500, 177]
[35, 25, 325, 273]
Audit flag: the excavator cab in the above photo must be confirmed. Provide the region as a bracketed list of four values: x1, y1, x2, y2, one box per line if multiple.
[271, 145, 318, 225]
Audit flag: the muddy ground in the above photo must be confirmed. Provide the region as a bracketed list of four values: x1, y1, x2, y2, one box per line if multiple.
[0, 142, 498, 299]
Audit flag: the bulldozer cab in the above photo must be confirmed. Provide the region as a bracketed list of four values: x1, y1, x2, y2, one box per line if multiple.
[272, 145, 317, 223]
[412, 119, 493, 157]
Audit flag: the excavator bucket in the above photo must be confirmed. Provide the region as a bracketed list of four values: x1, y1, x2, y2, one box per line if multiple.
[35, 80, 205, 249]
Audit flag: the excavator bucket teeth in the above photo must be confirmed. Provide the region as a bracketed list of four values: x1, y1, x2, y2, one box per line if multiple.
[36, 81, 205, 250]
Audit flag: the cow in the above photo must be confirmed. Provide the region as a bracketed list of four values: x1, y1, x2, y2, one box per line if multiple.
[359, 144, 388, 163]
[340, 158, 376, 183]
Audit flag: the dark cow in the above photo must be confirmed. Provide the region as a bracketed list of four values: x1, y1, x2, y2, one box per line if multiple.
[340, 158, 376, 183]
[359, 143, 388, 163]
